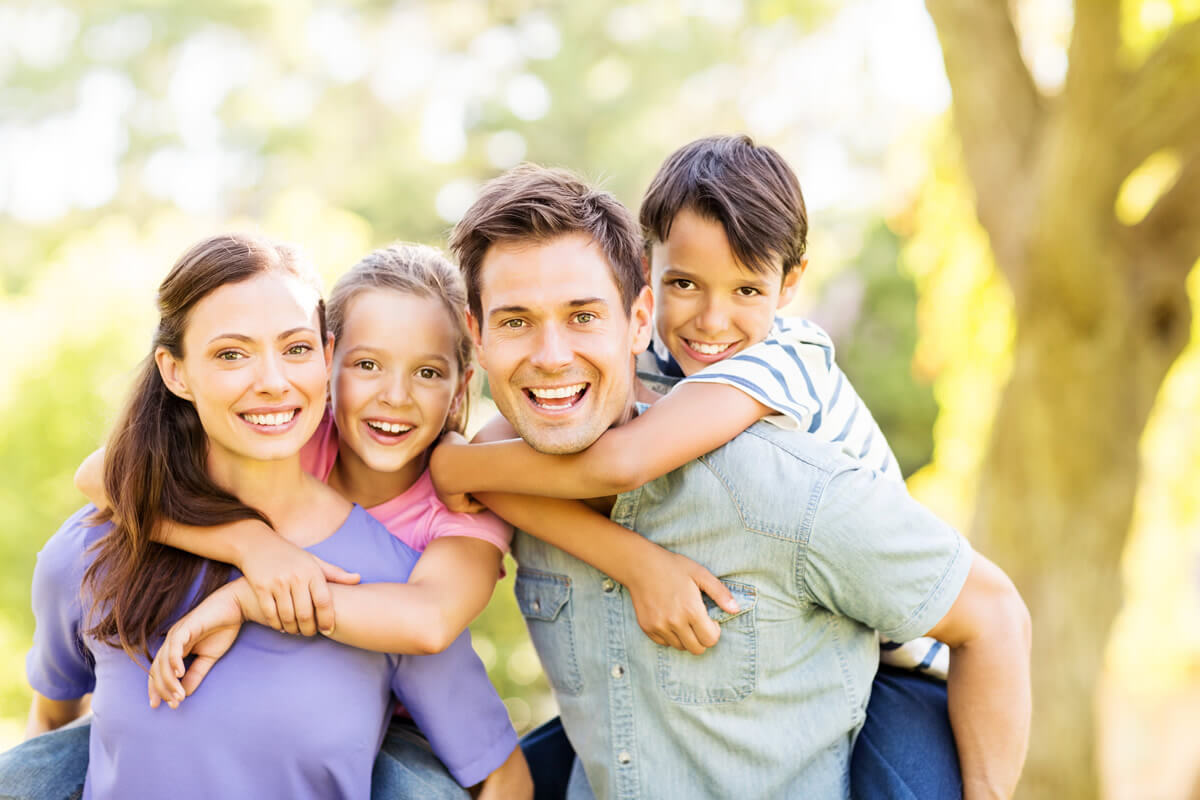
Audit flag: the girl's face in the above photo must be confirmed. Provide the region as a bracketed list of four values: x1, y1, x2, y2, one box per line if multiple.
[331, 288, 466, 487]
[156, 271, 331, 468]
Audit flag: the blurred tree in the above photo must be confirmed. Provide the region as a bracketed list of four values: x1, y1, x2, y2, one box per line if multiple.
[923, 2, 1200, 797]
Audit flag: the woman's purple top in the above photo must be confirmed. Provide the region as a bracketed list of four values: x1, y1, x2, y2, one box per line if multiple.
[27, 505, 517, 799]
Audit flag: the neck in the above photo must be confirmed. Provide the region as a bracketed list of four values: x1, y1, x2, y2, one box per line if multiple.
[327, 448, 425, 509]
[205, 450, 314, 525]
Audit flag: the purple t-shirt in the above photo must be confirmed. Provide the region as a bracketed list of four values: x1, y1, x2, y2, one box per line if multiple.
[27, 505, 517, 799]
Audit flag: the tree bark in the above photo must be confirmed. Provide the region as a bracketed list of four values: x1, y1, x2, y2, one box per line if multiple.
[924, 2, 1200, 797]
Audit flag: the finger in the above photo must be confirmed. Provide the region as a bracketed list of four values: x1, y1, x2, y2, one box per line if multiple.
[662, 629, 686, 652]
[150, 648, 184, 708]
[647, 632, 669, 647]
[694, 570, 738, 614]
[315, 556, 360, 586]
[181, 656, 218, 697]
[290, 582, 317, 637]
[693, 615, 720, 650]
[311, 577, 335, 636]
[275, 589, 299, 635]
[148, 673, 162, 709]
[675, 622, 708, 656]
[169, 627, 191, 682]
[255, 588, 282, 631]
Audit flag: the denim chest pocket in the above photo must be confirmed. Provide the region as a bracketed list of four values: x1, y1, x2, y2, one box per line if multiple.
[656, 580, 758, 704]
[515, 568, 583, 696]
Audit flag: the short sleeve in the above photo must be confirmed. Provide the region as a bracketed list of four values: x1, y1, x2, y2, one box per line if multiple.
[800, 464, 972, 643]
[390, 630, 518, 786]
[680, 331, 830, 434]
[424, 504, 513, 554]
[299, 407, 338, 481]
[27, 507, 100, 700]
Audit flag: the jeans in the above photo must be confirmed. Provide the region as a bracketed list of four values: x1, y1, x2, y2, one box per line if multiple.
[0, 715, 466, 800]
[520, 667, 963, 800]
[851, 666, 963, 799]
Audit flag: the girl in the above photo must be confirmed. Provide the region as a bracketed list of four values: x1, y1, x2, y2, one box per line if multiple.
[10, 235, 523, 799]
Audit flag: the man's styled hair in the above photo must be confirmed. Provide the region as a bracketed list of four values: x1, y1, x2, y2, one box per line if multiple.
[640, 134, 808, 277]
[449, 164, 646, 321]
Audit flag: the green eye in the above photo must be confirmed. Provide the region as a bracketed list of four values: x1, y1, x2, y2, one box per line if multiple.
[575, 312, 596, 324]
[217, 350, 244, 361]
[286, 343, 313, 355]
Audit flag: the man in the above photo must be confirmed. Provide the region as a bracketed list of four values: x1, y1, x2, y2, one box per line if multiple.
[448, 164, 1032, 799]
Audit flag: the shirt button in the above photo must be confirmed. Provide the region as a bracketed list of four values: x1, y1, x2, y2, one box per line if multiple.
[531, 600, 541, 613]
[602, 578, 616, 593]
[617, 750, 632, 765]
[610, 664, 625, 679]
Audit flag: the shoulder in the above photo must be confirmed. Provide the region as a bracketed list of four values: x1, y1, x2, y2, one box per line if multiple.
[35, 505, 110, 584]
[774, 316, 836, 352]
[322, 505, 423, 581]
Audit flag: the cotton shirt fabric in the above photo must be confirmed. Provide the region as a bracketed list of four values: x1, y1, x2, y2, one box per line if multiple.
[28, 505, 517, 799]
[513, 416, 972, 799]
[638, 318, 950, 678]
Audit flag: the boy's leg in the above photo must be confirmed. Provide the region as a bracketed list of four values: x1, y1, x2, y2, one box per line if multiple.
[519, 716, 575, 800]
[0, 721, 90, 800]
[372, 715, 469, 800]
[851, 666, 963, 800]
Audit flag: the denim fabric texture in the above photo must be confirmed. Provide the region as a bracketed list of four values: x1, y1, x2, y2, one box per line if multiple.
[512, 417, 972, 800]
[0, 722, 88, 800]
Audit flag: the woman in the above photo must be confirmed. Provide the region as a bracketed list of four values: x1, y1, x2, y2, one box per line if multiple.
[12, 233, 515, 799]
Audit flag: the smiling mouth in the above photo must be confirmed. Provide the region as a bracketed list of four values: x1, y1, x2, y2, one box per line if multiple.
[240, 409, 298, 426]
[524, 383, 589, 410]
[684, 339, 738, 357]
[365, 420, 415, 438]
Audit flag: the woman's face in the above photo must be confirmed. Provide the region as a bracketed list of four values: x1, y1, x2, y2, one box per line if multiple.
[331, 288, 466, 488]
[157, 271, 331, 468]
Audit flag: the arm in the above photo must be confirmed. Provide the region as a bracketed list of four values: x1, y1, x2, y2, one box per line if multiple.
[24, 693, 88, 739]
[924, 554, 1032, 800]
[474, 744, 533, 800]
[73, 447, 358, 636]
[431, 382, 771, 499]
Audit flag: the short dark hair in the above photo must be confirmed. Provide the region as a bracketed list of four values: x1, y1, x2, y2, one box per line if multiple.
[449, 164, 646, 321]
[640, 134, 808, 276]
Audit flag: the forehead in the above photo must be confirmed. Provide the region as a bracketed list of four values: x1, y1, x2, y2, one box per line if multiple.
[479, 233, 625, 314]
[185, 271, 321, 340]
[655, 208, 782, 280]
[338, 288, 457, 352]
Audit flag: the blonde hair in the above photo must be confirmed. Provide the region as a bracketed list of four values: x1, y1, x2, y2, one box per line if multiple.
[328, 243, 474, 434]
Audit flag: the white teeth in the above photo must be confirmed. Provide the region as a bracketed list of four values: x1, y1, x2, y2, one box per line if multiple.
[367, 420, 413, 434]
[528, 383, 586, 399]
[242, 411, 295, 426]
[688, 340, 734, 355]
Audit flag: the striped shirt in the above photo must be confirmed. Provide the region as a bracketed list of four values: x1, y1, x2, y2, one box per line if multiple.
[637, 316, 948, 680]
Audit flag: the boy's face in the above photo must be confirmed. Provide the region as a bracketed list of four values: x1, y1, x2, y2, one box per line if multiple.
[648, 208, 802, 376]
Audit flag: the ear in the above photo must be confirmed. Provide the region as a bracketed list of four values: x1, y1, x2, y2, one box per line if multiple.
[323, 333, 335, 370]
[451, 364, 473, 412]
[155, 347, 193, 401]
[777, 258, 806, 309]
[465, 310, 487, 370]
[629, 285, 654, 356]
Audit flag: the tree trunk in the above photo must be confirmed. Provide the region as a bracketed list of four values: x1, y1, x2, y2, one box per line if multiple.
[969, 243, 1191, 798]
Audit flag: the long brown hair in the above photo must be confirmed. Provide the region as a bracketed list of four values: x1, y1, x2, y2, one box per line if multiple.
[327, 243, 474, 435]
[84, 233, 326, 661]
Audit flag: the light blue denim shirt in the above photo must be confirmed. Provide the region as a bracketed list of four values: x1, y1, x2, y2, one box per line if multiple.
[513, 418, 972, 800]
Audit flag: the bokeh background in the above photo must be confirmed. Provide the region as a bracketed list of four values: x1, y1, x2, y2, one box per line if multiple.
[2, 1, 1198, 797]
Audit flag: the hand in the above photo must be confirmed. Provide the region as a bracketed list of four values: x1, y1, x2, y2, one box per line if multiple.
[475, 745, 533, 800]
[237, 528, 360, 636]
[431, 432, 487, 514]
[624, 547, 739, 655]
[148, 582, 246, 709]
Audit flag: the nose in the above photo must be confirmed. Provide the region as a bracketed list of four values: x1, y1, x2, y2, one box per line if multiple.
[255, 352, 290, 396]
[530, 324, 573, 372]
[695, 295, 730, 334]
[380, 372, 412, 407]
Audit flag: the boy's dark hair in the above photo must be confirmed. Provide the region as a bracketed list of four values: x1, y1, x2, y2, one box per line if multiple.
[449, 164, 646, 322]
[640, 134, 808, 276]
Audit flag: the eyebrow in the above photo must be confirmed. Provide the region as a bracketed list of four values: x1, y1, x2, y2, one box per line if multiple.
[207, 327, 318, 345]
[487, 298, 609, 317]
[345, 346, 451, 364]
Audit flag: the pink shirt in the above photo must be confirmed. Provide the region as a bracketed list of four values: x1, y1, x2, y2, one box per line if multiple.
[300, 409, 512, 555]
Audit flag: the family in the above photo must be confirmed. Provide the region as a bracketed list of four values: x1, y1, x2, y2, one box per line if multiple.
[0, 135, 1031, 799]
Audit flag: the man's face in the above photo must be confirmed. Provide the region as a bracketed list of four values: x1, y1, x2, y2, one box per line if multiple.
[469, 233, 653, 454]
